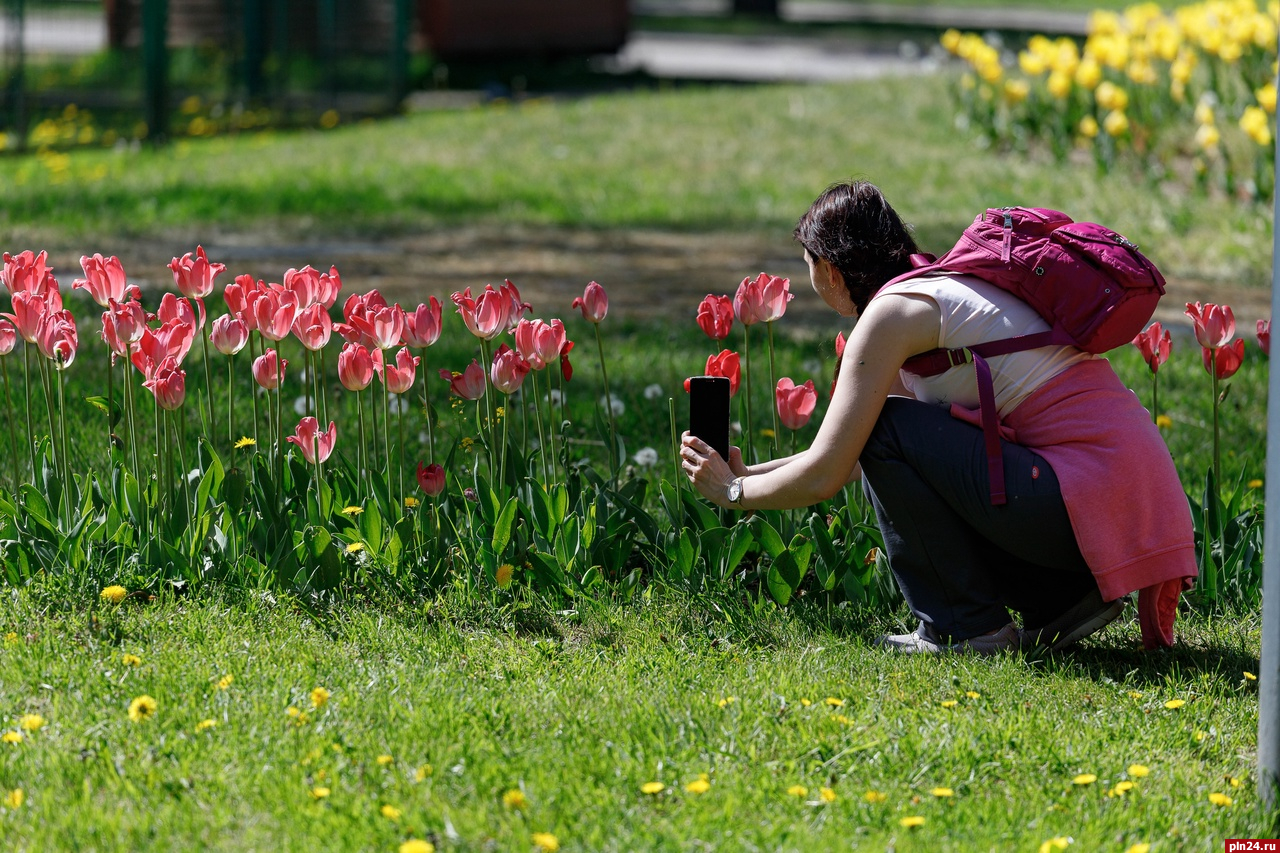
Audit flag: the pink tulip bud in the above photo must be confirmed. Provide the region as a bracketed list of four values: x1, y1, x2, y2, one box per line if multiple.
[1202, 339, 1245, 380]
[0, 319, 14, 356]
[210, 314, 249, 356]
[416, 461, 446, 497]
[377, 346, 421, 395]
[776, 377, 817, 430]
[338, 342, 375, 391]
[490, 343, 531, 394]
[402, 298, 443, 348]
[36, 309, 78, 369]
[696, 294, 735, 340]
[439, 360, 486, 400]
[1131, 322, 1172, 375]
[572, 281, 608, 323]
[830, 331, 847, 398]
[168, 246, 225, 300]
[73, 254, 128, 308]
[1184, 301, 1236, 349]
[143, 357, 186, 410]
[705, 349, 741, 396]
[253, 348, 287, 389]
[286, 416, 337, 465]
[1257, 319, 1270, 356]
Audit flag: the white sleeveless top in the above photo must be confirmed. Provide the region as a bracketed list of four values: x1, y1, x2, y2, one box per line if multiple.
[878, 273, 1095, 416]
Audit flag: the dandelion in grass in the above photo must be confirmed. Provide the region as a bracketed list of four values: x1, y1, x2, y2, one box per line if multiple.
[1039, 837, 1072, 853]
[799, 698, 811, 707]
[1127, 764, 1149, 778]
[819, 787, 837, 803]
[1164, 699, 1186, 709]
[1194, 730, 1208, 742]
[940, 700, 958, 709]
[404, 496, 420, 509]
[600, 394, 625, 417]
[1127, 691, 1144, 699]
[1244, 671, 1258, 681]
[641, 782, 665, 795]
[496, 563, 514, 589]
[1228, 776, 1241, 788]
[1248, 479, 1263, 490]
[685, 778, 711, 794]
[3, 632, 17, 646]
[644, 383, 664, 400]
[19, 714, 45, 731]
[376, 755, 394, 766]
[1, 732, 22, 744]
[122, 653, 141, 666]
[1072, 774, 1097, 786]
[899, 816, 925, 828]
[128, 695, 157, 722]
[195, 719, 216, 732]
[414, 764, 433, 782]
[863, 790, 888, 804]
[286, 706, 301, 718]
[1123, 845, 1150, 853]
[1108, 781, 1134, 797]
[824, 697, 844, 708]
[345, 542, 364, 554]
[717, 696, 736, 708]
[930, 787, 954, 798]
[100, 585, 127, 604]
[787, 785, 807, 797]
[1155, 414, 1172, 429]
[532, 832, 560, 852]
[235, 436, 256, 449]
[340, 505, 363, 517]
[832, 714, 851, 726]
[4, 789, 22, 809]
[310, 687, 330, 708]
[310, 786, 330, 799]
[1208, 792, 1232, 807]
[965, 691, 981, 699]
[380, 804, 401, 820]
[632, 447, 659, 467]
[503, 788, 529, 809]
[217, 675, 233, 690]
[399, 841, 434, 853]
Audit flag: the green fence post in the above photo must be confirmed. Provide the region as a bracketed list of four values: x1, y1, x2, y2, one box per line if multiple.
[142, 0, 168, 142]
[391, 0, 411, 106]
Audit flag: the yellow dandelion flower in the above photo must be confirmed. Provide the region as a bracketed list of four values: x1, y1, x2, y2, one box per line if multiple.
[532, 832, 560, 851]
[503, 788, 529, 809]
[1208, 791, 1233, 807]
[819, 787, 837, 803]
[760, 428, 776, 440]
[19, 714, 45, 731]
[1114, 780, 1135, 794]
[1127, 764, 1150, 777]
[404, 496, 420, 508]
[310, 687, 330, 708]
[127, 695, 157, 722]
[1123, 845, 1151, 853]
[1164, 698, 1186, 709]
[399, 841, 434, 853]
[1155, 414, 1172, 429]
[1245, 670, 1258, 680]
[380, 804, 402, 820]
[787, 785, 808, 797]
[1, 732, 22, 744]
[1195, 730, 1208, 742]
[1039, 837, 1072, 853]
[1228, 776, 1241, 787]
[286, 705, 301, 718]
[941, 700, 958, 708]
[345, 542, 364, 553]
[717, 697, 736, 708]
[3, 632, 17, 646]
[122, 653, 142, 666]
[965, 691, 981, 699]
[496, 563, 514, 588]
[641, 781, 666, 795]
[100, 585, 127, 604]
[217, 674, 234, 690]
[900, 815, 926, 828]
[931, 787, 954, 798]
[1248, 480, 1263, 490]
[234, 437, 256, 449]
[1127, 690, 1145, 699]
[4, 788, 23, 809]
[376, 754, 394, 766]
[415, 764, 433, 781]
[310, 786, 331, 799]
[340, 505, 363, 516]
[832, 714, 852, 725]
[863, 790, 888, 803]
[685, 778, 711, 794]
[1073, 774, 1097, 785]
[824, 697, 845, 707]
[195, 718, 217, 732]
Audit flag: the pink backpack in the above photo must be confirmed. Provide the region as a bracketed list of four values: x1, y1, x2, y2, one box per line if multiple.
[877, 206, 1166, 505]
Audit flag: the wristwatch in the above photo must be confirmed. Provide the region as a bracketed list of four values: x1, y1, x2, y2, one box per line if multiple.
[726, 476, 744, 505]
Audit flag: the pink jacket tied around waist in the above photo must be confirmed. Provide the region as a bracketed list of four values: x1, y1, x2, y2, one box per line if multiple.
[949, 358, 1197, 649]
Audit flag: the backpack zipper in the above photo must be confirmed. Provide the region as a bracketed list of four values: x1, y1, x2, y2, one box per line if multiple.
[1001, 209, 1013, 262]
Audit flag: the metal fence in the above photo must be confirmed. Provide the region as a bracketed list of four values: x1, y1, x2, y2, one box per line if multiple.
[0, 0, 413, 150]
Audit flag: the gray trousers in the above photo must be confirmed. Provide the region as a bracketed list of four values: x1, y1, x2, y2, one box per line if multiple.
[860, 396, 1098, 641]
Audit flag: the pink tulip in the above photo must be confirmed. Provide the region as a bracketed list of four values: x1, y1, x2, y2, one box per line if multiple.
[452, 285, 511, 340]
[776, 377, 817, 430]
[36, 309, 78, 369]
[292, 303, 333, 352]
[253, 288, 298, 342]
[830, 331, 847, 398]
[0, 318, 14, 355]
[158, 292, 205, 332]
[1258, 319, 1270, 356]
[559, 339, 575, 381]
[318, 266, 343, 310]
[253, 348, 287, 389]
[154, 318, 196, 365]
[282, 266, 321, 309]
[490, 344, 531, 394]
[2, 250, 57, 297]
[286, 416, 336, 465]
[370, 303, 406, 350]
[73, 254, 128, 307]
[143, 357, 186, 410]
[1203, 339, 1246, 379]
[377, 346, 420, 395]
[210, 314, 249, 355]
[1185, 301, 1236, 349]
[4, 290, 55, 343]
[416, 461, 446, 497]
[514, 318, 567, 370]
[105, 298, 147, 348]
[705, 349, 741, 396]
[168, 246, 225, 300]
[338, 342, 375, 391]
[402, 298, 443, 348]
[439, 360, 486, 400]
[735, 273, 793, 326]
[1132, 322, 1172, 374]
[696, 294, 735, 340]
[572, 281, 608, 323]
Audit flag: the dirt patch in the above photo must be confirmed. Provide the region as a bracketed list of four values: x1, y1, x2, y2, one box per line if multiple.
[48, 225, 1272, 335]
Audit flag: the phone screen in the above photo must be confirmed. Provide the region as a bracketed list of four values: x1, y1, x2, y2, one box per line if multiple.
[688, 375, 731, 462]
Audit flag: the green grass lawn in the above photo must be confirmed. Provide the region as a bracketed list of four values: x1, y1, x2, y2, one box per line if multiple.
[0, 584, 1271, 851]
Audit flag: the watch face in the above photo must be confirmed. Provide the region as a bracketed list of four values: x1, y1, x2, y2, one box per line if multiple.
[729, 479, 742, 503]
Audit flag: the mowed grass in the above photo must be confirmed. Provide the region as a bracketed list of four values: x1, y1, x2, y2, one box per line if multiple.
[0, 584, 1271, 851]
[3, 74, 1271, 287]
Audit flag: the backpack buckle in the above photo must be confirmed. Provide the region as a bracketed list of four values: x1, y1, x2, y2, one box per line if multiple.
[948, 348, 972, 368]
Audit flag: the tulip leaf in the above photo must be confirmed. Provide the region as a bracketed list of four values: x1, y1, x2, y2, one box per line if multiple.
[766, 551, 800, 607]
[492, 496, 518, 556]
[361, 501, 384, 553]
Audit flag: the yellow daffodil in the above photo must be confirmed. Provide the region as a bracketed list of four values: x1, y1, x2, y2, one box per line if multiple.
[100, 585, 127, 604]
[310, 687, 330, 708]
[863, 790, 888, 803]
[503, 789, 529, 809]
[532, 832, 560, 851]
[19, 714, 45, 731]
[1073, 773, 1097, 785]
[787, 785, 808, 797]
[1128, 764, 1150, 777]
[380, 804, 402, 820]
[900, 815, 926, 828]
[1208, 791, 1233, 806]
[685, 778, 711, 794]
[128, 695, 157, 722]
[1164, 698, 1186, 709]
[399, 841, 434, 853]
[641, 782, 665, 795]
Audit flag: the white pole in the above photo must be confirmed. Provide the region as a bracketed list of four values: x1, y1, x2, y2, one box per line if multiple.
[1259, 91, 1280, 807]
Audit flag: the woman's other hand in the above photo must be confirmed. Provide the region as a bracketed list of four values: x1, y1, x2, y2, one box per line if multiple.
[728, 446, 748, 476]
[681, 431, 736, 507]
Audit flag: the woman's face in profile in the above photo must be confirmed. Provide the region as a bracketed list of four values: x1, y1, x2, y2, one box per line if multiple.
[804, 250, 856, 318]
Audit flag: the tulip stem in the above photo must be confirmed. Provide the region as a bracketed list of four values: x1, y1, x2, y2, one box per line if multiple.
[357, 390, 368, 504]
[1150, 371, 1159, 425]
[767, 321, 780, 458]
[480, 339, 497, 485]
[1212, 357, 1222, 504]
[593, 324, 618, 481]
[22, 344, 36, 482]
[249, 334, 261, 447]
[201, 326, 215, 449]
[499, 400, 509, 489]
[123, 361, 140, 492]
[398, 399, 406, 506]
[106, 341, 115, 462]
[56, 367, 70, 527]
[383, 382, 393, 515]
[227, 355, 236, 447]
[179, 402, 192, 516]
[319, 345, 330, 429]
[668, 396, 683, 533]
[0, 356, 19, 490]
[741, 325, 754, 464]
[533, 370, 549, 485]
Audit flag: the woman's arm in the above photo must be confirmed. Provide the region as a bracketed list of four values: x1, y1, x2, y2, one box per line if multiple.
[682, 293, 939, 509]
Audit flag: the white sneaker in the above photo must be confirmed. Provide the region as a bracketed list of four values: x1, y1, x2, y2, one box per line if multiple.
[877, 622, 1020, 656]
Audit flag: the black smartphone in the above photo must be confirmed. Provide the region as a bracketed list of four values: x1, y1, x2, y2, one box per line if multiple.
[688, 375, 731, 463]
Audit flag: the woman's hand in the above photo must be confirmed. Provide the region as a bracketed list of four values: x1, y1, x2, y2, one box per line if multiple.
[681, 431, 737, 507]
[728, 446, 748, 476]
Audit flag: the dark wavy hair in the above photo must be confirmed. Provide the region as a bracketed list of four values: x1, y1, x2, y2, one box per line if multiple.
[793, 181, 919, 315]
